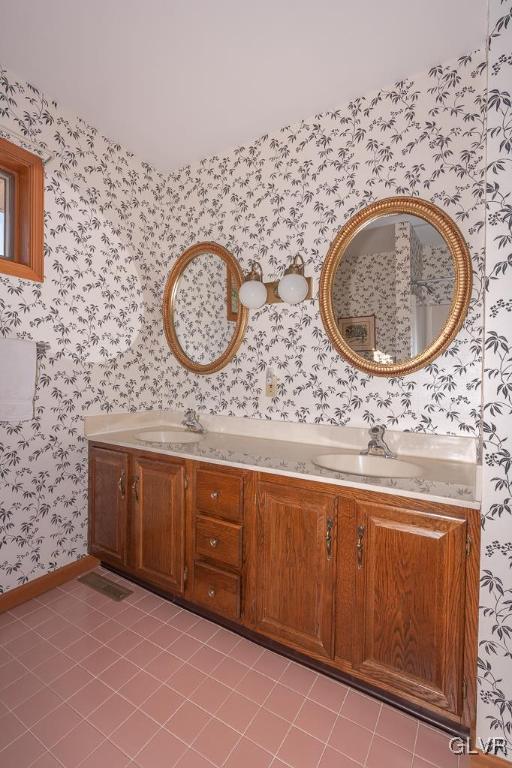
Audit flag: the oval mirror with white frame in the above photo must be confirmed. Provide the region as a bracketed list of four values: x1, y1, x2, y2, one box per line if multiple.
[319, 197, 472, 377]
[163, 242, 248, 374]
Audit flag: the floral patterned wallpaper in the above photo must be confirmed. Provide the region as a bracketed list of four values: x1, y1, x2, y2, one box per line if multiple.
[161, 52, 487, 434]
[478, 0, 512, 757]
[415, 245, 454, 305]
[394, 222, 415, 360]
[0, 49, 487, 581]
[0, 65, 170, 590]
[2, 22, 511, 757]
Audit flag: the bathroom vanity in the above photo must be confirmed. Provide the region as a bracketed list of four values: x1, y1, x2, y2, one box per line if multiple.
[87, 415, 480, 736]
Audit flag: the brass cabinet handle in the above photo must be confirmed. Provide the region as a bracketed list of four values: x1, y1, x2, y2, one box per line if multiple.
[118, 471, 126, 498]
[132, 477, 139, 502]
[326, 517, 334, 559]
[207, 587, 216, 598]
[210, 491, 219, 500]
[209, 538, 219, 548]
[356, 525, 365, 568]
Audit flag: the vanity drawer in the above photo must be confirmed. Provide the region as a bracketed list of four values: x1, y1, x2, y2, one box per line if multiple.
[196, 467, 243, 522]
[192, 562, 241, 620]
[195, 515, 242, 569]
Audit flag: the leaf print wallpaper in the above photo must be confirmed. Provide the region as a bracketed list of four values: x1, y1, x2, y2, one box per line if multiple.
[0, 9, 511, 754]
[394, 222, 416, 361]
[0, 47, 487, 597]
[478, 0, 512, 757]
[0, 66, 169, 590]
[161, 53, 487, 434]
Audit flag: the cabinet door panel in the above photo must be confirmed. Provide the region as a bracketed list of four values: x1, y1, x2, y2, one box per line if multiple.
[354, 503, 466, 714]
[251, 480, 336, 658]
[131, 456, 185, 594]
[88, 446, 128, 567]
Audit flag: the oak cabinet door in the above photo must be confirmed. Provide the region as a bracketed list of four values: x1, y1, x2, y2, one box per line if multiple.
[250, 479, 337, 659]
[88, 446, 128, 568]
[353, 502, 467, 715]
[130, 456, 185, 594]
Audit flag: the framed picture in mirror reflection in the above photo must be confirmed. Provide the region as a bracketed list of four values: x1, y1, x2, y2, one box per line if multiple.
[337, 314, 376, 352]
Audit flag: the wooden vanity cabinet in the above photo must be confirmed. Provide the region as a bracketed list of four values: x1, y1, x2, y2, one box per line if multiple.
[354, 501, 467, 714]
[129, 455, 185, 594]
[89, 446, 129, 569]
[245, 476, 337, 660]
[88, 446, 479, 731]
[88, 444, 186, 594]
[334, 493, 477, 725]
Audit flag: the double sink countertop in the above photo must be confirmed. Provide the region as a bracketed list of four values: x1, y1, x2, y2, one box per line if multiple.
[85, 410, 480, 509]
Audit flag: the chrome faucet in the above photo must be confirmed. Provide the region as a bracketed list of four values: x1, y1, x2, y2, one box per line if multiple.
[360, 425, 396, 459]
[182, 408, 206, 434]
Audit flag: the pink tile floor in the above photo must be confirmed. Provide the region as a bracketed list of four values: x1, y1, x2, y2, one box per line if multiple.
[0, 567, 470, 768]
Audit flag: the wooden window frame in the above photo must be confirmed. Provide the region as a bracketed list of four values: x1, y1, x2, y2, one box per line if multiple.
[0, 136, 44, 282]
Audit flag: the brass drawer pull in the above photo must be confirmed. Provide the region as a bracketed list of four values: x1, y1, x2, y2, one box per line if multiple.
[208, 587, 216, 598]
[356, 525, 365, 568]
[132, 477, 139, 502]
[210, 491, 219, 500]
[118, 471, 126, 498]
[326, 517, 334, 558]
[209, 537, 219, 548]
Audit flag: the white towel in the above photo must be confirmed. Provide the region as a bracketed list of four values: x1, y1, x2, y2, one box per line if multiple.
[0, 339, 37, 422]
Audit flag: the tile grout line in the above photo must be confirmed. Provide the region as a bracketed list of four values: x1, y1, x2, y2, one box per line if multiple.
[17, 652, 337, 768]
[7, 616, 412, 755]
[1, 594, 362, 764]
[0, 615, 410, 768]
[254, 666, 318, 768]
[282, 670, 329, 768]
[314, 683, 351, 768]
[217, 662, 296, 767]
[34, 620, 275, 764]
[356, 699, 386, 768]
[6, 590, 384, 728]
[411, 716, 421, 766]
[6, 594, 318, 719]
[1, 574, 459, 768]
[231, 667, 286, 767]
[220, 655, 287, 766]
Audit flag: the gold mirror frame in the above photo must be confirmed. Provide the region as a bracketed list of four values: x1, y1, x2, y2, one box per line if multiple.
[319, 196, 472, 377]
[163, 242, 248, 375]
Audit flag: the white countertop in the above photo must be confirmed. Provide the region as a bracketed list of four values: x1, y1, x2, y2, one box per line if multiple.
[86, 412, 480, 509]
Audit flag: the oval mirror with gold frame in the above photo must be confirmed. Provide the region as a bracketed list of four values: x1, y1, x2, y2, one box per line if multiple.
[319, 197, 472, 377]
[163, 242, 248, 374]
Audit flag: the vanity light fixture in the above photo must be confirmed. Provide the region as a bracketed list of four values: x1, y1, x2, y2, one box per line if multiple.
[239, 255, 313, 309]
[238, 260, 268, 309]
[277, 254, 310, 305]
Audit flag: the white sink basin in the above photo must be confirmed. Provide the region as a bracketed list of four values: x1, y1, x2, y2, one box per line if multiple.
[313, 453, 421, 479]
[135, 429, 203, 444]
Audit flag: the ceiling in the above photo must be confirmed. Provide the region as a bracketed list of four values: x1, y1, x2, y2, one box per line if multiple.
[0, 0, 487, 172]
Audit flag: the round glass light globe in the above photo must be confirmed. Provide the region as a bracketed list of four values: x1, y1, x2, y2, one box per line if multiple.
[239, 279, 267, 309]
[278, 273, 309, 305]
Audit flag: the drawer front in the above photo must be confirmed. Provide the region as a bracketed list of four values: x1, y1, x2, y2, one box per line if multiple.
[196, 468, 243, 522]
[192, 562, 240, 620]
[195, 515, 242, 569]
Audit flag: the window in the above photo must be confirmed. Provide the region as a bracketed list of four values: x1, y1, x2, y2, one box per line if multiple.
[0, 136, 44, 281]
[1, 171, 12, 258]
